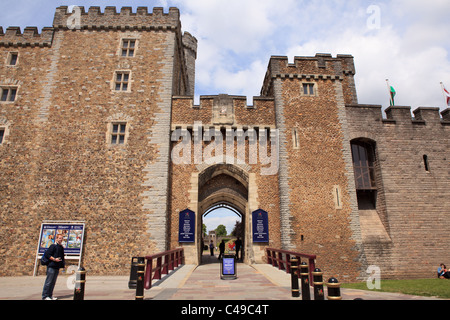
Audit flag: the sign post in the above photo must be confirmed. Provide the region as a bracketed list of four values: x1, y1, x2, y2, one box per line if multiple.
[178, 209, 195, 243]
[34, 221, 85, 276]
[252, 209, 269, 243]
[221, 254, 237, 280]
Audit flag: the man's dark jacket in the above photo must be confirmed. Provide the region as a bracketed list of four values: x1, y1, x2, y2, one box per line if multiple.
[43, 243, 65, 269]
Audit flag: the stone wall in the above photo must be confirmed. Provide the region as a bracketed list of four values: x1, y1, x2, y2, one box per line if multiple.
[0, 6, 189, 275]
[346, 104, 450, 279]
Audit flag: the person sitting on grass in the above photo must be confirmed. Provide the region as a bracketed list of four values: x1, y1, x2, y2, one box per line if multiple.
[438, 264, 450, 279]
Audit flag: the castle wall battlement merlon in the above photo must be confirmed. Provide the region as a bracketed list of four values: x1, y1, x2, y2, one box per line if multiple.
[261, 53, 357, 99]
[53, 6, 181, 30]
[173, 95, 274, 109]
[346, 104, 450, 127]
[0, 26, 54, 47]
[267, 53, 356, 76]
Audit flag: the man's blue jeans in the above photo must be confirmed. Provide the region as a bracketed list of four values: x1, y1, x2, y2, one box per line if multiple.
[42, 267, 59, 299]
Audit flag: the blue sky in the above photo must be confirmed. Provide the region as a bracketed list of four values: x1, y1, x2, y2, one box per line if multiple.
[1, 1, 449, 231]
[1, 0, 450, 111]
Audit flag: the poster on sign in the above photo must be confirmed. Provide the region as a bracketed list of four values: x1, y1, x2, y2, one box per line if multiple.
[38, 223, 84, 255]
[252, 209, 269, 243]
[179, 209, 195, 243]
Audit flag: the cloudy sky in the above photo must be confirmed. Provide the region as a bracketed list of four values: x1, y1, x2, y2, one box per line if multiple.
[1, 0, 449, 231]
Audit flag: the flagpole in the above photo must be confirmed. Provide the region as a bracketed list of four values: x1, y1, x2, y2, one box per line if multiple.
[440, 82, 446, 107]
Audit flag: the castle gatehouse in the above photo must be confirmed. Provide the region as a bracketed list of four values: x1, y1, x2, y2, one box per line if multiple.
[0, 6, 448, 281]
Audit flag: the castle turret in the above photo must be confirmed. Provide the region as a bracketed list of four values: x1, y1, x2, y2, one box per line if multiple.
[182, 31, 197, 96]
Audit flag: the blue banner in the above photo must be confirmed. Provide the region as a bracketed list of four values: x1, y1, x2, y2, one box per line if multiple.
[179, 209, 195, 243]
[252, 209, 269, 243]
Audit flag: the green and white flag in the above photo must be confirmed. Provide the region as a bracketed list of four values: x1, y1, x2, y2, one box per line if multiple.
[389, 86, 396, 106]
[386, 80, 396, 106]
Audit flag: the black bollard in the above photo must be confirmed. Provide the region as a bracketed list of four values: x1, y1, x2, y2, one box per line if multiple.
[300, 262, 311, 300]
[73, 267, 86, 300]
[312, 268, 325, 300]
[326, 277, 342, 300]
[135, 257, 145, 300]
[128, 257, 139, 289]
[290, 257, 300, 298]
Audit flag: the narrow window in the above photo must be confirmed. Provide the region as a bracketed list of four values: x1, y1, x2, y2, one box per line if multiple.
[333, 185, 342, 209]
[0, 128, 4, 144]
[115, 72, 130, 91]
[303, 83, 315, 95]
[351, 140, 377, 209]
[111, 123, 127, 145]
[351, 141, 376, 190]
[293, 128, 299, 149]
[423, 155, 430, 172]
[1, 88, 17, 102]
[121, 39, 136, 57]
[8, 53, 18, 66]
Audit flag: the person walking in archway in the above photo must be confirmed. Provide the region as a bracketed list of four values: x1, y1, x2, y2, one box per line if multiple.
[209, 240, 214, 256]
[235, 237, 242, 261]
[218, 240, 225, 260]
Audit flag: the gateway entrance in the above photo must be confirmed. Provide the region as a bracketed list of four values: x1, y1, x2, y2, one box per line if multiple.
[202, 203, 243, 264]
[197, 164, 249, 265]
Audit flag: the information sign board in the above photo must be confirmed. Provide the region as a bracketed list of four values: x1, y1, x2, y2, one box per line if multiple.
[179, 209, 195, 243]
[252, 209, 269, 243]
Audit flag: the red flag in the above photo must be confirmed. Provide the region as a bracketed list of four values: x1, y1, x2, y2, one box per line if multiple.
[443, 84, 450, 106]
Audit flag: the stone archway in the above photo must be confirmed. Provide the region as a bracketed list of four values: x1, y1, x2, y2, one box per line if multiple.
[196, 164, 253, 265]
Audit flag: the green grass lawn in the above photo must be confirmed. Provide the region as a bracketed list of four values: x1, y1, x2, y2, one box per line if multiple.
[341, 279, 450, 299]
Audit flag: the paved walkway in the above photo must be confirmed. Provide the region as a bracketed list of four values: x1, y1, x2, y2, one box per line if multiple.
[0, 254, 445, 301]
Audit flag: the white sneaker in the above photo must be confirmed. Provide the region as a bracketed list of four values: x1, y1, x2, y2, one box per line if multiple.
[44, 297, 52, 300]
[52, 297, 58, 300]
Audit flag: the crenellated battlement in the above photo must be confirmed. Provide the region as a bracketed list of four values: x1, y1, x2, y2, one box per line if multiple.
[0, 26, 54, 47]
[174, 94, 274, 109]
[172, 95, 276, 128]
[52, 6, 181, 31]
[261, 53, 358, 104]
[346, 104, 450, 127]
[264, 53, 356, 79]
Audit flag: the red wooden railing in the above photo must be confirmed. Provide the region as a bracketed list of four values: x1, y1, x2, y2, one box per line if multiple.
[144, 248, 184, 290]
[266, 248, 316, 286]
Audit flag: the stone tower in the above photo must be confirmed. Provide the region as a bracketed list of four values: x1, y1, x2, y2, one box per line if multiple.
[0, 6, 197, 274]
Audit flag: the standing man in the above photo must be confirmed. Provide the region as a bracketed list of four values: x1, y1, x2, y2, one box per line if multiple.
[42, 233, 65, 300]
[218, 240, 225, 260]
[209, 240, 214, 256]
[235, 237, 242, 261]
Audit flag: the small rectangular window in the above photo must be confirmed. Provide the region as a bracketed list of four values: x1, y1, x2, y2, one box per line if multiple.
[121, 39, 136, 57]
[8, 53, 18, 66]
[115, 72, 130, 91]
[0, 129, 4, 144]
[303, 83, 315, 95]
[1, 88, 17, 102]
[111, 123, 127, 145]
[423, 155, 430, 172]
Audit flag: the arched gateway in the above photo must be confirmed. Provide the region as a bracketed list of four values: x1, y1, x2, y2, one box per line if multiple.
[198, 164, 249, 264]
[173, 163, 266, 265]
